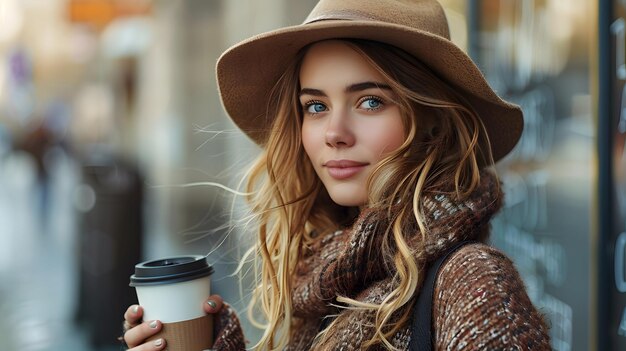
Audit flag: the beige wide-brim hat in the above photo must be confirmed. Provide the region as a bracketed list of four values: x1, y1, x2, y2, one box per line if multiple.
[216, 0, 522, 162]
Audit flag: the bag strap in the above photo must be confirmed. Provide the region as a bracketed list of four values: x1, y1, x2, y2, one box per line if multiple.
[409, 240, 477, 351]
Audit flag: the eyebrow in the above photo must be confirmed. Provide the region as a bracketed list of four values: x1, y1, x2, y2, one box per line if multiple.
[299, 81, 392, 98]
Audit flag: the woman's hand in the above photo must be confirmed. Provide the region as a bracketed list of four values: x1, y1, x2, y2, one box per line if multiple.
[121, 295, 224, 350]
[203, 294, 224, 314]
[122, 304, 165, 350]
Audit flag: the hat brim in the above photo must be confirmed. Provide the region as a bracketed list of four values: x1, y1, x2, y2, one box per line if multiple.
[216, 20, 522, 163]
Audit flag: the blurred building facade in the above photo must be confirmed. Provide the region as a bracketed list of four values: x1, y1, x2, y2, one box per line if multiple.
[474, 1, 593, 351]
[0, 0, 621, 350]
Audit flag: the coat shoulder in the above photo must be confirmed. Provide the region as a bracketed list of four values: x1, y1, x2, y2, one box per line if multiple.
[431, 242, 552, 350]
[440, 242, 518, 279]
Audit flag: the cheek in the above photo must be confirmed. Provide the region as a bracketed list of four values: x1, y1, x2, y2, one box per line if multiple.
[301, 122, 318, 162]
[386, 123, 405, 150]
[367, 115, 406, 156]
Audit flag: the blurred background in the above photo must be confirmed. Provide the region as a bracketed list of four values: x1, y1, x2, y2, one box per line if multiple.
[0, 0, 621, 350]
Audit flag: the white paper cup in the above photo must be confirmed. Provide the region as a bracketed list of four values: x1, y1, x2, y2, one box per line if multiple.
[130, 255, 214, 351]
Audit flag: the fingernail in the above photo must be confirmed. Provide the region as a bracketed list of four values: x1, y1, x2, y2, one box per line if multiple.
[133, 305, 139, 314]
[149, 320, 158, 329]
[206, 300, 217, 309]
[154, 338, 163, 346]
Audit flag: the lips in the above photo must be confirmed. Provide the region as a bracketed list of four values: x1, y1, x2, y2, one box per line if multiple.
[323, 159, 369, 180]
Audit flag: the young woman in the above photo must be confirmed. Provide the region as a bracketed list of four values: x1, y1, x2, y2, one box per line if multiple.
[122, 0, 551, 350]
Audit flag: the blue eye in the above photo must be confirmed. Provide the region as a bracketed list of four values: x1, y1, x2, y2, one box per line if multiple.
[359, 97, 383, 110]
[305, 102, 327, 114]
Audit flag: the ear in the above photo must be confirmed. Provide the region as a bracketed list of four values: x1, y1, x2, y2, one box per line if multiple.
[418, 112, 439, 141]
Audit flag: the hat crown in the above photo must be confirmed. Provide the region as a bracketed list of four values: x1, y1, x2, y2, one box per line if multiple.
[304, 0, 450, 40]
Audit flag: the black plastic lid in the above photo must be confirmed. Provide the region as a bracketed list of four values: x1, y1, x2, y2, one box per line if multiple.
[129, 255, 214, 287]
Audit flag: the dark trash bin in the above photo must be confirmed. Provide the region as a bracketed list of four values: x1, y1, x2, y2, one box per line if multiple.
[75, 156, 143, 348]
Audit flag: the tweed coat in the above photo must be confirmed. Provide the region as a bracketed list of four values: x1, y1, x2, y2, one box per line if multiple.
[211, 172, 551, 350]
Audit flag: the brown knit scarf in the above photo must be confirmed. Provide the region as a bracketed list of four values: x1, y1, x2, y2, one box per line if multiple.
[287, 171, 503, 350]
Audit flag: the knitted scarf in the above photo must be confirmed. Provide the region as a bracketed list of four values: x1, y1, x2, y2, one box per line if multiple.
[287, 171, 503, 350]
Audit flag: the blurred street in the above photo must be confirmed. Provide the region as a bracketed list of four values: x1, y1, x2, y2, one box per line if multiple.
[0, 149, 98, 350]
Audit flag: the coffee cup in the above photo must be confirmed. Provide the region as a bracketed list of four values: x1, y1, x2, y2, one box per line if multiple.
[130, 255, 214, 351]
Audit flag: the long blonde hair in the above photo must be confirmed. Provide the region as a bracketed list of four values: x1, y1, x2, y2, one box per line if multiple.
[240, 39, 494, 350]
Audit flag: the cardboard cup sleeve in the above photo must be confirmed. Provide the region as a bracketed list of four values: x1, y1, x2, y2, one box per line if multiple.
[146, 314, 213, 351]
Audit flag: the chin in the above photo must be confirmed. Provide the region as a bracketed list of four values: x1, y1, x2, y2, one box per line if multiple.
[326, 185, 367, 207]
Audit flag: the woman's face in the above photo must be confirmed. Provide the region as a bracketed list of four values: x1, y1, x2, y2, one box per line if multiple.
[299, 40, 406, 207]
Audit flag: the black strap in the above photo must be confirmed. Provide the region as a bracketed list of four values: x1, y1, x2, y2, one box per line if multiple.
[409, 240, 477, 351]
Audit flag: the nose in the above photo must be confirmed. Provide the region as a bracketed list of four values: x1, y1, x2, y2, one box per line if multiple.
[325, 111, 355, 148]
